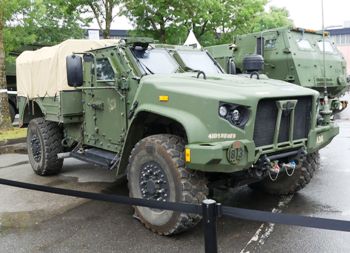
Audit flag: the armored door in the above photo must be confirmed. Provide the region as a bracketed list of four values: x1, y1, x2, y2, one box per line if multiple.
[83, 56, 127, 153]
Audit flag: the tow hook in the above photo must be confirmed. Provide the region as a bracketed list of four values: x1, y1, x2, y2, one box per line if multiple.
[250, 155, 271, 178]
[268, 160, 297, 181]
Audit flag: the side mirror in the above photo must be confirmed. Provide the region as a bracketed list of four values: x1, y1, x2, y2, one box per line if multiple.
[66, 55, 83, 87]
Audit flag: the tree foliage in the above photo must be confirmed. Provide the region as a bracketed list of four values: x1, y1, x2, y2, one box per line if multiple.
[122, 0, 292, 46]
[66, 0, 121, 39]
[4, 0, 86, 55]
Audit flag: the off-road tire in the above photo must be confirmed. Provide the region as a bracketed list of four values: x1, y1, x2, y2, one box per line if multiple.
[127, 134, 208, 235]
[9, 103, 16, 123]
[27, 118, 63, 176]
[250, 152, 320, 195]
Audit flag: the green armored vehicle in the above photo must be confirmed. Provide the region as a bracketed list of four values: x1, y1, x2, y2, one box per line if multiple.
[17, 38, 338, 235]
[207, 27, 349, 117]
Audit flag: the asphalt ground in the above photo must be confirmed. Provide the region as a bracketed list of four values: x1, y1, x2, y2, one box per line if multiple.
[1, 113, 350, 252]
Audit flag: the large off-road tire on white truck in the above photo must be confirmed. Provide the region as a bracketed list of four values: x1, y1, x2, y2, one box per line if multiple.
[127, 134, 208, 235]
[250, 152, 320, 195]
[27, 118, 63, 176]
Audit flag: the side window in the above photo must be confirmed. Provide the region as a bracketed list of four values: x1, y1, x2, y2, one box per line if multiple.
[296, 39, 313, 50]
[265, 39, 277, 49]
[317, 41, 336, 53]
[96, 58, 115, 81]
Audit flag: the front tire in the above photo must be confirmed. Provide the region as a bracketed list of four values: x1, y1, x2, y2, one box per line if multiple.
[127, 134, 208, 235]
[27, 118, 63, 176]
[250, 152, 320, 195]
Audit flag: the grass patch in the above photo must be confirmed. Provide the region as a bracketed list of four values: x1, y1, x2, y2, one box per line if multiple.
[0, 128, 27, 142]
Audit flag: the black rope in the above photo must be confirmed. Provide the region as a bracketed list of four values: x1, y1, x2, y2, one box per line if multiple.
[222, 206, 350, 232]
[1, 177, 350, 233]
[0, 178, 201, 215]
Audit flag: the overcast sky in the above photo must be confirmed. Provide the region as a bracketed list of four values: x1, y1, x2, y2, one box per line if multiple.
[268, 0, 350, 29]
[92, 0, 350, 30]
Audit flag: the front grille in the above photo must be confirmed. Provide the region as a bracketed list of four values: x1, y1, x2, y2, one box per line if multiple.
[253, 97, 312, 147]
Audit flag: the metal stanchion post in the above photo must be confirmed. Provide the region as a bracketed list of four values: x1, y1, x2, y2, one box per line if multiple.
[202, 199, 219, 253]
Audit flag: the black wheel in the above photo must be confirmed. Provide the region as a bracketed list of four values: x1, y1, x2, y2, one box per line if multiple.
[9, 103, 16, 123]
[127, 134, 208, 235]
[249, 152, 320, 195]
[27, 118, 63, 176]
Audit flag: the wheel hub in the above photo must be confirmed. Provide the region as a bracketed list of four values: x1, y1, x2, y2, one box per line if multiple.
[139, 161, 169, 202]
[30, 133, 41, 162]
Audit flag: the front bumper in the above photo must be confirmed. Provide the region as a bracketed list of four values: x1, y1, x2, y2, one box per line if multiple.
[186, 124, 339, 173]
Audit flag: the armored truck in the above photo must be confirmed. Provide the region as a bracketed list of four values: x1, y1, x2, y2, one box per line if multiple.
[206, 27, 349, 117]
[17, 38, 338, 235]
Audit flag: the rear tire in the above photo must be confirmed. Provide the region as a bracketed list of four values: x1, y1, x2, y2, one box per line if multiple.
[27, 118, 63, 176]
[249, 152, 320, 195]
[127, 134, 208, 235]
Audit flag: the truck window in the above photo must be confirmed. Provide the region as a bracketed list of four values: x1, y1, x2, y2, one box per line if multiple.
[176, 50, 222, 74]
[132, 48, 179, 74]
[317, 41, 335, 53]
[296, 39, 313, 50]
[265, 39, 277, 49]
[96, 58, 115, 81]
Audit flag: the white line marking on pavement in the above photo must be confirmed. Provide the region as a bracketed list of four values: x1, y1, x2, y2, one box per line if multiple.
[239, 194, 294, 253]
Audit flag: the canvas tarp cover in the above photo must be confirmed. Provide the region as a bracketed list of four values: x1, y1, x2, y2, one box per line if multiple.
[16, 39, 119, 99]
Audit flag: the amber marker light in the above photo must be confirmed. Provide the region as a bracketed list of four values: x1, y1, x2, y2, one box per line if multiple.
[159, 95, 169, 102]
[185, 148, 191, 162]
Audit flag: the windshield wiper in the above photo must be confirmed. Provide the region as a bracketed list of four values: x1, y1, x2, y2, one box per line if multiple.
[130, 49, 154, 75]
[183, 66, 202, 73]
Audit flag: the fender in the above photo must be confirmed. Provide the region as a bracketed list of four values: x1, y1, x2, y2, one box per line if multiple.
[17, 96, 45, 126]
[134, 103, 210, 143]
[116, 104, 211, 176]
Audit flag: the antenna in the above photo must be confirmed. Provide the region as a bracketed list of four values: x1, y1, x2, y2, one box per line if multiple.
[321, 0, 328, 101]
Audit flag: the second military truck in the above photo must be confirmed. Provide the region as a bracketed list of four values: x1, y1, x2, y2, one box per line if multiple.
[17, 38, 338, 235]
[207, 27, 349, 118]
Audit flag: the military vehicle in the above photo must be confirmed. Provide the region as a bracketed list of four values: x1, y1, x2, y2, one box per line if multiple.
[206, 27, 349, 120]
[17, 38, 338, 235]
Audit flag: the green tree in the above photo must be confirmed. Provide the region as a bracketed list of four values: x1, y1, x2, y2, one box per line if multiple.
[66, 0, 121, 39]
[4, 0, 86, 55]
[122, 0, 292, 46]
[251, 6, 292, 32]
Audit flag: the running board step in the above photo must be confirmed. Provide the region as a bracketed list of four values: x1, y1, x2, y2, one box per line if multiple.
[69, 148, 119, 169]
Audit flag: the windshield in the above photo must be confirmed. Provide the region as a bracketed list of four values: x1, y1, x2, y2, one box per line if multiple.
[317, 41, 335, 53]
[177, 50, 222, 74]
[132, 47, 179, 74]
[296, 39, 313, 50]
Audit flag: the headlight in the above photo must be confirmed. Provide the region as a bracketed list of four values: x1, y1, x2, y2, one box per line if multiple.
[232, 109, 240, 122]
[219, 106, 228, 117]
[218, 102, 249, 129]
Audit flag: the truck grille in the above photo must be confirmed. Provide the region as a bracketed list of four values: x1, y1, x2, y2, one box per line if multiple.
[253, 97, 312, 147]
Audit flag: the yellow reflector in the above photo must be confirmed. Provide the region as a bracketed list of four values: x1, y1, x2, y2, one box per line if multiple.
[185, 148, 191, 162]
[159, 95, 169, 102]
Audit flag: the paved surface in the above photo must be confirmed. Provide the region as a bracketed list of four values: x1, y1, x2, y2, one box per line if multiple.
[1, 118, 350, 252]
